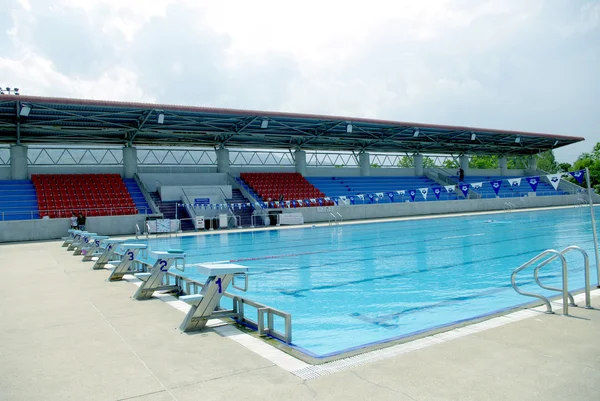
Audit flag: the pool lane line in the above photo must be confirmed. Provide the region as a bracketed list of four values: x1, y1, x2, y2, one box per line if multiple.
[226, 217, 584, 267]
[174, 216, 586, 263]
[349, 273, 562, 327]
[274, 237, 595, 296]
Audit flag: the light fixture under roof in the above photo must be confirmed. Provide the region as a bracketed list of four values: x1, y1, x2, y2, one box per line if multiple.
[157, 112, 165, 124]
[261, 118, 269, 129]
[515, 136, 521, 143]
[413, 128, 420, 137]
[346, 123, 353, 133]
[554, 140, 559, 146]
[20, 103, 31, 117]
[470, 133, 476, 141]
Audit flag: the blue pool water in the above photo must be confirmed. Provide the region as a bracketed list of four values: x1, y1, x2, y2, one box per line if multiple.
[136, 207, 599, 357]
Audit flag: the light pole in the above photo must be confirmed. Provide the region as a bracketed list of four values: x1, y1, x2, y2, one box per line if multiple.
[0, 87, 20, 95]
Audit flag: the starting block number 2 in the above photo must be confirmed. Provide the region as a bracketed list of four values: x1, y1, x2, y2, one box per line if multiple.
[158, 260, 168, 272]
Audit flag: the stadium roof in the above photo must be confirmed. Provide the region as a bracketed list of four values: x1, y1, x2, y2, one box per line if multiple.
[0, 95, 584, 155]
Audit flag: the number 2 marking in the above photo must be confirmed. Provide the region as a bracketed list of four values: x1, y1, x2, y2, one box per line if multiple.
[127, 251, 134, 261]
[215, 278, 222, 293]
[158, 260, 168, 272]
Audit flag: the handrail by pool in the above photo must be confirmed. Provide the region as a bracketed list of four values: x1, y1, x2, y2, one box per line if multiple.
[511, 249, 568, 315]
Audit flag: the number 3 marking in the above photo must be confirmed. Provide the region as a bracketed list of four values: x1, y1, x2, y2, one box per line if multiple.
[158, 260, 168, 272]
[127, 251, 134, 261]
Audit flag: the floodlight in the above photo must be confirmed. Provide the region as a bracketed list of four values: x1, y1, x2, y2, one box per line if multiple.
[157, 112, 165, 124]
[515, 136, 521, 143]
[413, 128, 420, 137]
[261, 119, 269, 129]
[14, 88, 19, 95]
[346, 123, 353, 133]
[470, 133, 476, 141]
[20, 103, 31, 117]
[554, 140, 559, 146]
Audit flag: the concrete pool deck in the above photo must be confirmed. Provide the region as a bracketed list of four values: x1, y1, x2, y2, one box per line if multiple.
[1, 239, 600, 401]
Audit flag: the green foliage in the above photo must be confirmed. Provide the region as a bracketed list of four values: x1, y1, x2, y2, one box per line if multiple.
[370, 163, 382, 168]
[397, 156, 414, 168]
[536, 150, 558, 173]
[558, 162, 572, 172]
[507, 157, 528, 169]
[571, 143, 600, 191]
[469, 155, 498, 169]
[423, 157, 436, 167]
[442, 159, 459, 169]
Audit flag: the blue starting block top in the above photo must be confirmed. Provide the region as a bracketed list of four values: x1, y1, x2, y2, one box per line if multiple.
[103, 239, 128, 243]
[90, 235, 110, 240]
[68, 229, 81, 233]
[152, 250, 185, 258]
[191, 263, 247, 276]
[122, 243, 148, 249]
[81, 232, 98, 237]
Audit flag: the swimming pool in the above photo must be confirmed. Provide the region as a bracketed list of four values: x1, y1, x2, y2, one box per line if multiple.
[136, 207, 599, 358]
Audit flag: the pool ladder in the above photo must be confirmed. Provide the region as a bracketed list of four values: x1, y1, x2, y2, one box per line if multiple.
[511, 246, 594, 316]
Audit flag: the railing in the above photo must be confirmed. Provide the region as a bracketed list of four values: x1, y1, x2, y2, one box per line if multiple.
[127, 267, 290, 343]
[504, 202, 516, 212]
[134, 173, 160, 215]
[328, 212, 338, 226]
[574, 197, 587, 207]
[336, 212, 343, 222]
[230, 214, 242, 229]
[0, 206, 150, 221]
[511, 246, 593, 315]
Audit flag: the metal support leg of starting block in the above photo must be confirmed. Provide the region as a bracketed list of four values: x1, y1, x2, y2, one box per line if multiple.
[92, 239, 128, 270]
[62, 229, 81, 247]
[81, 235, 109, 261]
[179, 263, 248, 333]
[132, 250, 186, 300]
[67, 231, 88, 251]
[107, 244, 148, 281]
[73, 233, 98, 255]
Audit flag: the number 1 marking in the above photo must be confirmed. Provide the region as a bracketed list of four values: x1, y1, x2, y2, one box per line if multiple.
[215, 278, 222, 293]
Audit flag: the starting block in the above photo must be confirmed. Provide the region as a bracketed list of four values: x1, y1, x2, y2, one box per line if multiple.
[66, 231, 88, 251]
[62, 229, 81, 247]
[132, 250, 186, 300]
[73, 232, 98, 255]
[179, 263, 248, 333]
[107, 243, 148, 281]
[92, 239, 129, 270]
[81, 235, 110, 261]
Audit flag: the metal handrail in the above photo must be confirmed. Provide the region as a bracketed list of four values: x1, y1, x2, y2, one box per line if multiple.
[504, 201, 516, 212]
[336, 212, 343, 222]
[231, 214, 242, 228]
[511, 249, 568, 315]
[135, 223, 141, 239]
[328, 212, 337, 226]
[533, 246, 591, 309]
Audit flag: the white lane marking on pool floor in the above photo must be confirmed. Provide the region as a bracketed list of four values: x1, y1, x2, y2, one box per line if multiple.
[122, 275, 600, 380]
[442, 233, 485, 239]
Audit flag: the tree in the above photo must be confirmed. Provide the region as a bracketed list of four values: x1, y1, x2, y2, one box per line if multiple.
[469, 155, 498, 169]
[536, 150, 558, 173]
[558, 162, 572, 173]
[572, 143, 600, 191]
[397, 156, 414, 168]
[423, 157, 436, 167]
[442, 159, 459, 169]
[507, 156, 527, 169]
[370, 163, 382, 168]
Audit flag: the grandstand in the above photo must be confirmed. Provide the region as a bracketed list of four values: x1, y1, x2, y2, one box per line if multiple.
[0, 95, 590, 242]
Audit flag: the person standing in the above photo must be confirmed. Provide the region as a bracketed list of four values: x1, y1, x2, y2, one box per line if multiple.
[77, 212, 86, 231]
[458, 167, 465, 182]
[70, 212, 78, 230]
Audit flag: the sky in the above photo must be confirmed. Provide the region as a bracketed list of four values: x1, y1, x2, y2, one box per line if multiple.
[1, 0, 599, 163]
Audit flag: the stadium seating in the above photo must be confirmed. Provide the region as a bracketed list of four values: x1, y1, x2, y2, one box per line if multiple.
[307, 176, 460, 203]
[123, 178, 151, 214]
[0, 180, 40, 221]
[239, 172, 334, 207]
[458, 176, 569, 198]
[32, 174, 138, 218]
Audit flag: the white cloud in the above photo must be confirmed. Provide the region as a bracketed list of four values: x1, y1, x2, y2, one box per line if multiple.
[0, 0, 598, 162]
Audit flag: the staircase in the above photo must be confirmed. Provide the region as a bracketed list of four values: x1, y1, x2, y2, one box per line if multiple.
[149, 192, 195, 232]
[226, 189, 253, 227]
[123, 178, 151, 214]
